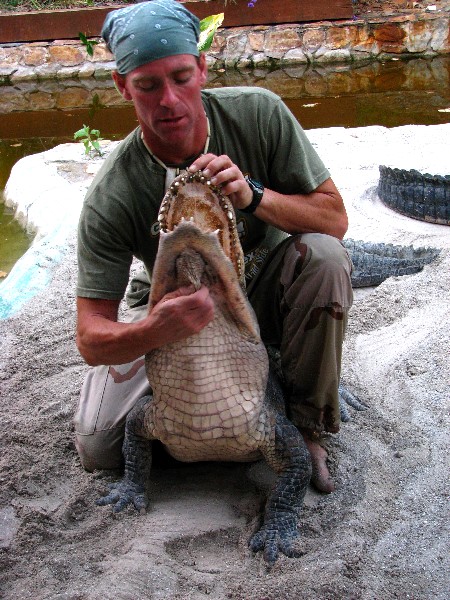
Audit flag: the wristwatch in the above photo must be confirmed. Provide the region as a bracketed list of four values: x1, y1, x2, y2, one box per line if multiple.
[242, 175, 265, 214]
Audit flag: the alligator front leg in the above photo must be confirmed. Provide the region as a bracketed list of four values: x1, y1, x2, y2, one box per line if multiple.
[96, 395, 154, 514]
[249, 413, 312, 564]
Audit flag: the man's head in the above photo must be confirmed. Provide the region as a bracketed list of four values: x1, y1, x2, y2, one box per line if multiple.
[103, 1, 208, 164]
[102, 0, 200, 75]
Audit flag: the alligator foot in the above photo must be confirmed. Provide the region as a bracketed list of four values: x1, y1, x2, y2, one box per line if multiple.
[249, 515, 302, 564]
[253, 412, 311, 564]
[96, 397, 153, 515]
[339, 384, 369, 422]
[96, 478, 147, 514]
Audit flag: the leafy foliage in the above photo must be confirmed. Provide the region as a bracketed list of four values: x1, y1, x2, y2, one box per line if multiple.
[74, 124, 103, 156]
[198, 13, 224, 52]
[78, 31, 98, 56]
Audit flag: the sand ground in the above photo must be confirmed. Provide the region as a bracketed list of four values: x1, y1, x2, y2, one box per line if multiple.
[0, 124, 449, 599]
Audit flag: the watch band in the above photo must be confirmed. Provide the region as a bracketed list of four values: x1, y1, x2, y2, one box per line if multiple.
[242, 175, 264, 214]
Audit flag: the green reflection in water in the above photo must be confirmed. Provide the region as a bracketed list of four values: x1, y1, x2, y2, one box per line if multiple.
[0, 194, 33, 277]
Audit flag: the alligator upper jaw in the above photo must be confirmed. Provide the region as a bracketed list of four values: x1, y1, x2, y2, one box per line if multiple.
[157, 170, 245, 288]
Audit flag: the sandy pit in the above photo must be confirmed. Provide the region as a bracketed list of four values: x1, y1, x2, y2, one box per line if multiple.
[0, 124, 449, 599]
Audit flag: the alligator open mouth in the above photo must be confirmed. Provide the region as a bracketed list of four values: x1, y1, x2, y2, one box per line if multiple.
[157, 170, 245, 287]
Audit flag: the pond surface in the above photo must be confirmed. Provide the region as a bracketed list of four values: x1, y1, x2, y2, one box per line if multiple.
[0, 56, 449, 275]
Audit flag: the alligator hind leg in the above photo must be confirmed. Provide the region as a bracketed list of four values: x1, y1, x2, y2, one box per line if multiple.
[96, 395, 154, 513]
[249, 412, 312, 564]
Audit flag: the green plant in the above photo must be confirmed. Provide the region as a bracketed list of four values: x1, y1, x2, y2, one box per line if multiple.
[88, 93, 106, 119]
[198, 13, 224, 52]
[78, 31, 99, 57]
[74, 124, 103, 156]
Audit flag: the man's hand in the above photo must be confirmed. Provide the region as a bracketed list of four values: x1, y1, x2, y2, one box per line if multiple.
[76, 286, 214, 367]
[148, 285, 214, 346]
[189, 153, 253, 211]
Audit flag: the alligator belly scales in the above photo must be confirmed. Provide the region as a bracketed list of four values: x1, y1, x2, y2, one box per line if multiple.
[146, 223, 268, 463]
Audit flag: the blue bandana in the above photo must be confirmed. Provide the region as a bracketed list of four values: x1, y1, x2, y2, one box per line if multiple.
[102, 0, 200, 75]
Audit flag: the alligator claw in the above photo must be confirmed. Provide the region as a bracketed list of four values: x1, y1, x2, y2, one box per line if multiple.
[96, 478, 147, 514]
[249, 518, 302, 564]
[338, 384, 369, 422]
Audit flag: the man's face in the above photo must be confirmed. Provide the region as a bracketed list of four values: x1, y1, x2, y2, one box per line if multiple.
[113, 54, 208, 158]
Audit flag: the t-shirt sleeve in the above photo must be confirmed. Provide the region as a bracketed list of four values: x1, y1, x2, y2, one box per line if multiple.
[266, 96, 330, 194]
[77, 198, 134, 300]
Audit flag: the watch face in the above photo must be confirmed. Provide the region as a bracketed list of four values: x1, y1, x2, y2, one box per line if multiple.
[246, 176, 264, 198]
[242, 176, 264, 213]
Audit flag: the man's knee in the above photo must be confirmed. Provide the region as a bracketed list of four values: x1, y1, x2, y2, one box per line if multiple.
[74, 351, 151, 471]
[75, 427, 125, 472]
[282, 233, 353, 308]
[295, 233, 351, 277]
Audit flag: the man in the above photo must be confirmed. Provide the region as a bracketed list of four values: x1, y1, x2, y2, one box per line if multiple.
[74, 0, 353, 493]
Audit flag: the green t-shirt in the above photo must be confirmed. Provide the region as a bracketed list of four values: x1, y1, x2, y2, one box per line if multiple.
[77, 87, 330, 300]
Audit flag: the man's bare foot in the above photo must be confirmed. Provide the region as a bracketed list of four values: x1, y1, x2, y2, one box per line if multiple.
[301, 433, 335, 493]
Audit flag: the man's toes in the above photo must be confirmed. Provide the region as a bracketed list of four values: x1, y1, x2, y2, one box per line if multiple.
[311, 466, 335, 493]
[303, 437, 335, 493]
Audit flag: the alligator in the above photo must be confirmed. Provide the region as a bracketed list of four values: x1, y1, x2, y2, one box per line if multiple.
[97, 171, 311, 563]
[378, 165, 450, 226]
[97, 170, 441, 564]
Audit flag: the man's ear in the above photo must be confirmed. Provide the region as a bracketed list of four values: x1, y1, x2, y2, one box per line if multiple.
[198, 53, 208, 86]
[112, 71, 132, 101]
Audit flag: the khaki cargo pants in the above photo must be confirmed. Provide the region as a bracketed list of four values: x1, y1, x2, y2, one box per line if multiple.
[74, 233, 353, 471]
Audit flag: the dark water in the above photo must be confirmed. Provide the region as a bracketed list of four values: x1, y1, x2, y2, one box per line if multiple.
[0, 56, 449, 273]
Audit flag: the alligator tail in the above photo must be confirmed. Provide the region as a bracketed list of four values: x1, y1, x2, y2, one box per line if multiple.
[343, 239, 441, 288]
[378, 166, 450, 225]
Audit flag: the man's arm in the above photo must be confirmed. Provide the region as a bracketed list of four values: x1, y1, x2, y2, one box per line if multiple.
[252, 178, 347, 239]
[189, 155, 348, 240]
[76, 286, 214, 366]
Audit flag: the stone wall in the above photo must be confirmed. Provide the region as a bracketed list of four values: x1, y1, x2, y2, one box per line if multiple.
[0, 11, 449, 83]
